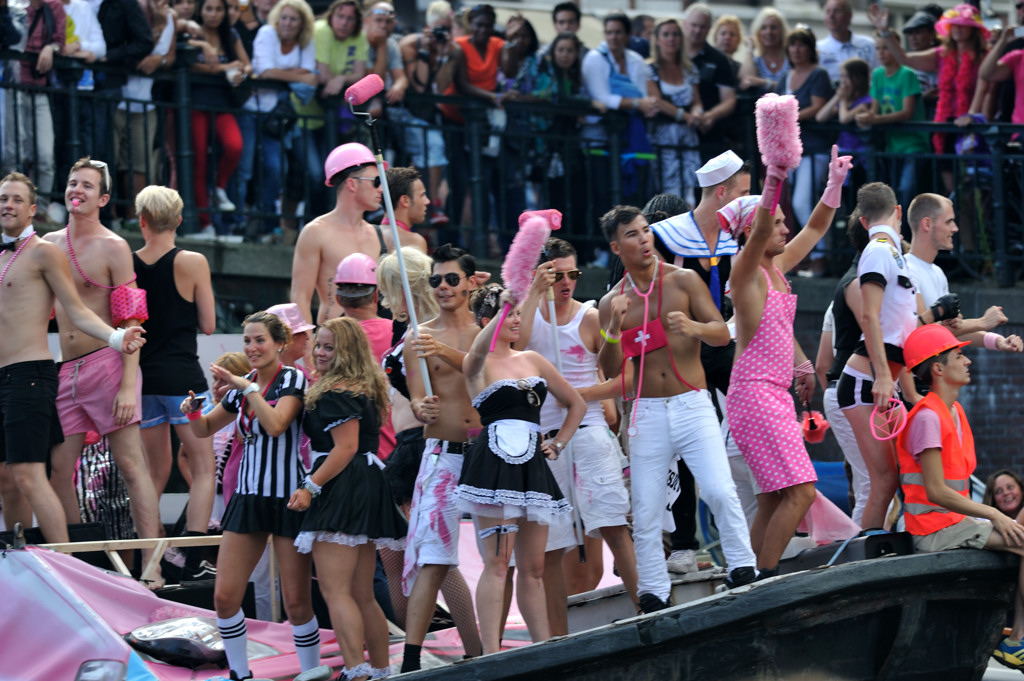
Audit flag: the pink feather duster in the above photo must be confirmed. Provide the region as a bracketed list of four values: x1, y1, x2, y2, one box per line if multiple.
[518, 209, 562, 231]
[755, 93, 802, 170]
[489, 216, 551, 351]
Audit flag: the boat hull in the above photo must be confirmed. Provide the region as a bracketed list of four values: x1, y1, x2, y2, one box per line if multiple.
[405, 550, 1017, 681]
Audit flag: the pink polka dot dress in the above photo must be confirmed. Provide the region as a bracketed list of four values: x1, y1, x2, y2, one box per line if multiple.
[726, 266, 818, 494]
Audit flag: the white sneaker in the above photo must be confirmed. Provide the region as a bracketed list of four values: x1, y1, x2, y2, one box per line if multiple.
[666, 549, 698, 574]
[219, 234, 244, 244]
[214, 188, 236, 212]
[192, 224, 217, 240]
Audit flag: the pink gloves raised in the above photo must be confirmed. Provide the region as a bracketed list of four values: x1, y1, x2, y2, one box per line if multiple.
[821, 144, 854, 209]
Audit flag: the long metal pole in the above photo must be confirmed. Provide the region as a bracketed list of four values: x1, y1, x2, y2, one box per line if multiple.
[352, 102, 432, 396]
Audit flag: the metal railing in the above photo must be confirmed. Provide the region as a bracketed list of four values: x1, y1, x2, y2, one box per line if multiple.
[4, 49, 1024, 284]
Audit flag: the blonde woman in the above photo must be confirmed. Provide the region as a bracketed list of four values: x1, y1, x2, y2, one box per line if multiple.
[238, 0, 319, 241]
[712, 15, 744, 68]
[290, 318, 407, 681]
[739, 7, 790, 92]
[646, 18, 703, 203]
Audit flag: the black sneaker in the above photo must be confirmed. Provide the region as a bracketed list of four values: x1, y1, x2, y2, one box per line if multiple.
[638, 593, 671, 614]
[755, 567, 779, 581]
[182, 560, 217, 582]
[725, 566, 757, 588]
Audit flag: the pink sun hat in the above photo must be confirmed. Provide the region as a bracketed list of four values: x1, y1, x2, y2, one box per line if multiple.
[266, 303, 316, 335]
[935, 4, 989, 40]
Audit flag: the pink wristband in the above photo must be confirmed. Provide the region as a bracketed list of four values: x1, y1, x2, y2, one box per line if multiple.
[984, 332, 1001, 350]
[187, 409, 202, 421]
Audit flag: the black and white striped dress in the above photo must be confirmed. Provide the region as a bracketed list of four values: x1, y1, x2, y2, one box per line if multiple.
[219, 366, 308, 538]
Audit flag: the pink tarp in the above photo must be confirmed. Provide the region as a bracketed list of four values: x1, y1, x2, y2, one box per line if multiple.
[2, 522, 620, 679]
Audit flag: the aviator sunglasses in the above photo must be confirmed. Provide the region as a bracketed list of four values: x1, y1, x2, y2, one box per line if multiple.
[429, 273, 466, 288]
[351, 175, 382, 188]
[552, 269, 581, 282]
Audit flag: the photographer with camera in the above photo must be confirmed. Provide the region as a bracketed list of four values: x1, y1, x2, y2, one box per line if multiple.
[395, 0, 456, 227]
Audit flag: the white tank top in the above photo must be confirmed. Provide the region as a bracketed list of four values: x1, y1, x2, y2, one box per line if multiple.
[526, 300, 607, 432]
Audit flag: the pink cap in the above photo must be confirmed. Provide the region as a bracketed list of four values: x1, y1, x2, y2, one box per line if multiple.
[265, 303, 316, 334]
[334, 252, 378, 285]
[323, 143, 387, 187]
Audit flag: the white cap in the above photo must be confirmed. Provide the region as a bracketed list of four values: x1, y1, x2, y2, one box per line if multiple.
[695, 150, 744, 188]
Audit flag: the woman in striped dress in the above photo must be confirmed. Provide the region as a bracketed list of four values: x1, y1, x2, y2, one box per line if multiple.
[181, 311, 320, 681]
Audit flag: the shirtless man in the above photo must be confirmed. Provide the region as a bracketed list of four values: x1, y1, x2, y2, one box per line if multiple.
[43, 158, 162, 582]
[400, 243, 483, 672]
[290, 142, 386, 325]
[381, 167, 429, 253]
[0, 172, 143, 543]
[597, 205, 757, 613]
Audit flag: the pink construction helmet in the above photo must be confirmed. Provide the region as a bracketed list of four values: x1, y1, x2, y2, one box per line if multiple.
[334, 252, 379, 286]
[323, 143, 387, 187]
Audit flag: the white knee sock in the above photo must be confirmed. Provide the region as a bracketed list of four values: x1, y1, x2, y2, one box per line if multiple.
[292, 615, 321, 671]
[217, 609, 250, 679]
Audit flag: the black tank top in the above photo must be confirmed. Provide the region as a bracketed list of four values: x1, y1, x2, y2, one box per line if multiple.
[134, 248, 209, 395]
[827, 259, 862, 382]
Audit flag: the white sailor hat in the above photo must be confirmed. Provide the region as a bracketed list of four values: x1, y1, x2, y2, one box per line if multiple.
[695, 150, 744, 188]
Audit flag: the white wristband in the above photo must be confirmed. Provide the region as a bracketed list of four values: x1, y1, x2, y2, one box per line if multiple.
[108, 327, 126, 352]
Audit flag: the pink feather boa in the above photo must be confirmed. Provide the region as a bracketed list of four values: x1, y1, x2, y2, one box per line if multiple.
[933, 46, 983, 154]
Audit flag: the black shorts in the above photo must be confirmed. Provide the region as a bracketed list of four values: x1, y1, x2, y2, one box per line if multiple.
[852, 341, 905, 366]
[0, 360, 64, 464]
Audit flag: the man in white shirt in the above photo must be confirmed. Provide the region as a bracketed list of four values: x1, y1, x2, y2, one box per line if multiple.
[817, 0, 878, 83]
[905, 193, 1022, 352]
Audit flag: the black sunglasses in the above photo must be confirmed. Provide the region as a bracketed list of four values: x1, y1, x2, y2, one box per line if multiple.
[351, 175, 382, 188]
[429, 273, 465, 288]
[553, 269, 582, 282]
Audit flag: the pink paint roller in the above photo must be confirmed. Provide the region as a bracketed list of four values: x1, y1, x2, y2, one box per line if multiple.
[345, 74, 384, 106]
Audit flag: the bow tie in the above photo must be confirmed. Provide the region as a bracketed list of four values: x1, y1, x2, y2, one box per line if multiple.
[0, 239, 19, 253]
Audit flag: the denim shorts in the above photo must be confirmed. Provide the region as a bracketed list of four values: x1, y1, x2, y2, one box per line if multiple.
[141, 391, 213, 429]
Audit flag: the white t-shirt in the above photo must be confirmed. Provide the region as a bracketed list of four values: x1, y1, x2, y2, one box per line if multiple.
[857, 225, 918, 348]
[246, 24, 317, 112]
[905, 253, 949, 308]
[817, 32, 878, 83]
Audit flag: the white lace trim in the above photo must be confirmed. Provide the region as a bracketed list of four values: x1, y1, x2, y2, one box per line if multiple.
[472, 376, 546, 408]
[370, 665, 392, 679]
[454, 484, 572, 513]
[323, 415, 359, 432]
[487, 420, 540, 464]
[294, 530, 406, 554]
[341, 662, 372, 680]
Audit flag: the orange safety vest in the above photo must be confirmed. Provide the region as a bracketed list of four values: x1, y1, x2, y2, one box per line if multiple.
[895, 391, 975, 536]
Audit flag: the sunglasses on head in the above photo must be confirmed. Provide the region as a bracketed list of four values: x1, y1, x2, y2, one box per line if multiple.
[351, 175, 382, 188]
[371, 7, 394, 16]
[429, 273, 465, 288]
[552, 269, 581, 282]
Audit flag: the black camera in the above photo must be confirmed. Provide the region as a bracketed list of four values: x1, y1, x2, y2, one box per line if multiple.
[432, 26, 450, 42]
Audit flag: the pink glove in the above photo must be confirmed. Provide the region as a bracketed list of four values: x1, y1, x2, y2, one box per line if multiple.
[821, 144, 853, 209]
[759, 165, 788, 214]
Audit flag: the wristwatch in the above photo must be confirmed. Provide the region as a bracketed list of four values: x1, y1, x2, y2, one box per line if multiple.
[241, 382, 259, 396]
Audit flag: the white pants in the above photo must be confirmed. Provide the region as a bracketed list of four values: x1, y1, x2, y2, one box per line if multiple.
[629, 391, 757, 601]
[823, 385, 868, 527]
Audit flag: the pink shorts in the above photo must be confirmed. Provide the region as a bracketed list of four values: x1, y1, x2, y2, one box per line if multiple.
[57, 347, 142, 436]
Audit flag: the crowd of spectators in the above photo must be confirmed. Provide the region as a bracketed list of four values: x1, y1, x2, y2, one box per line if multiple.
[1, 0, 1024, 259]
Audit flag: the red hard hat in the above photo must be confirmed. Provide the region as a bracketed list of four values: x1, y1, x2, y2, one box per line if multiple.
[903, 324, 970, 370]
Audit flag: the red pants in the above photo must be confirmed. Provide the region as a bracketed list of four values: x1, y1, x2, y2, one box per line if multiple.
[191, 110, 242, 223]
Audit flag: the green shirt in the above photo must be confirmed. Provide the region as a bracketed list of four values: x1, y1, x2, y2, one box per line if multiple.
[292, 21, 370, 129]
[870, 65, 929, 154]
